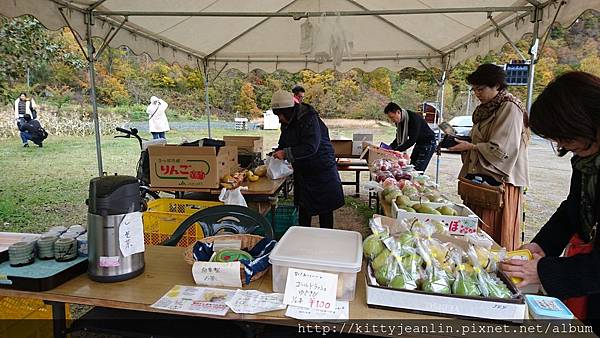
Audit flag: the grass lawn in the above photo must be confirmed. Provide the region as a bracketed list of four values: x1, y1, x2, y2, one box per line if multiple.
[0, 125, 390, 234]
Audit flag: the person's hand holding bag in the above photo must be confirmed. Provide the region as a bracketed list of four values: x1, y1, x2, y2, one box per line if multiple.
[266, 156, 293, 180]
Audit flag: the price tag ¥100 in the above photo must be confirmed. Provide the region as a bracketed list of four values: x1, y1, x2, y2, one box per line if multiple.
[282, 268, 338, 310]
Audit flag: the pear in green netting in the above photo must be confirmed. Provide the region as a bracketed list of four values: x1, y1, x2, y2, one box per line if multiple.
[437, 205, 457, 216]
[389, 275, 406, 289]
[363, 233, 384, 259]
[395, 195, 412, 207]
[375, 265, 391, 285]
[371, 249, 391, 271]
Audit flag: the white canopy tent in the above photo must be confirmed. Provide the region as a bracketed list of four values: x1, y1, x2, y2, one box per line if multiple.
[2, 0, 599, 175]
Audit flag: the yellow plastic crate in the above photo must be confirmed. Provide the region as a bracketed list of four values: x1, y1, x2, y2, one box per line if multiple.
[142, 199, 223, 247]
[0, 296, 70, 338]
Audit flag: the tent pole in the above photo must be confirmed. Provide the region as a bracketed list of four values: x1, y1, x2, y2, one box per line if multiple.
[435, 70, 446, 186]
[86, 12, 104, 176]
[202, 60, 212, 139]
[526, 7, 541, 112]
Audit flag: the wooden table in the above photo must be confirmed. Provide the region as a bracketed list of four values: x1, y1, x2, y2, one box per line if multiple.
[337, 159, 370, 197]
[152, 177, 291, 226]
[0, 246, 450, 338]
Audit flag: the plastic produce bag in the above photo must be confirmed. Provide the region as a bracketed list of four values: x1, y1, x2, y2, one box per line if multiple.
[388, 254, 418, 290]
[219, 187, 248, 207]
[266, 157, 293, 180]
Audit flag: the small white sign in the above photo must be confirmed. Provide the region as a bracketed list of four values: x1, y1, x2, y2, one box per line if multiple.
[225, 290, 287, 314]
[283, 268, 338, 310]
[119, 212, 145, 257]
[286, 301, 349, 320]
[192, 261, 242, 288]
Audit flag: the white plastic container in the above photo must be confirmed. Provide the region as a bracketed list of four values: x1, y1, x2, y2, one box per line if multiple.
[269, 226, 362, 301]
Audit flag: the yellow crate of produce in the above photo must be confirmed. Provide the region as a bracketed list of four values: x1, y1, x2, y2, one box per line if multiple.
[142, 199, 223, 247]
[0, 296, 70, 338]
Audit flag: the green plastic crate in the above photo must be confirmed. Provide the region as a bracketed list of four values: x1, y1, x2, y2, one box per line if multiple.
[265, 204, 298, 239]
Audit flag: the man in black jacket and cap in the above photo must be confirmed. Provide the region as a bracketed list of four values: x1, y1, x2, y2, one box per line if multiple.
[19, 114, 46, 148]
[271, 90, 344, 228]
[384, 102, 437, 172]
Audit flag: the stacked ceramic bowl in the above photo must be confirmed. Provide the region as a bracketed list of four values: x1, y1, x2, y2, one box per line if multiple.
[8, 241, 36, 267]
[36, 235, 58, 260]
[54, 237, 78, 262]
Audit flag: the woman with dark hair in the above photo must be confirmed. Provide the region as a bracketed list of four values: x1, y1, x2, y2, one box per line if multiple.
[502, 72, 600, 329]
[270, 90, 344, 228]
[448, 63, 529, 250]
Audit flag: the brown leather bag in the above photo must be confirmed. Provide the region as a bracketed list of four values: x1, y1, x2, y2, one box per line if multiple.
[457, 177, 504, 210]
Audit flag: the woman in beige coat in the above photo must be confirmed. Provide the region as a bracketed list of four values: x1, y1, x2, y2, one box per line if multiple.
[449, 64, 529, 250]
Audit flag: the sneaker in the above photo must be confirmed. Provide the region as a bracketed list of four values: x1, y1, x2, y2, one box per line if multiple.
[23, 144, 29, 148]
[37, 142, 43, 148]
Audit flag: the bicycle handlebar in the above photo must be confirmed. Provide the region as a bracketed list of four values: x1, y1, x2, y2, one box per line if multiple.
[116, 127, 130, 134]
[115, 127, 143, 150]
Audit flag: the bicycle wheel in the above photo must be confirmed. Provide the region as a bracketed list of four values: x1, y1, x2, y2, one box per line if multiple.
[162, 205, 274, 247]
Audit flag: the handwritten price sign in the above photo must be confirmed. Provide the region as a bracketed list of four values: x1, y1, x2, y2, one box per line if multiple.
[447, 220, 477, 235]
[283, 268, 338, 310]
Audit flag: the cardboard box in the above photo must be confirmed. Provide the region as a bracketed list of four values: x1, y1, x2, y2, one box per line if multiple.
[223, 136, 263, 153]
[365, 268, 526, 323]
[148, 145, 237, 189]
[364, 144, 404, 165]
[331, 139, 353, 157]
[365, 215, 525, 322]
[391, 201, 480, 236]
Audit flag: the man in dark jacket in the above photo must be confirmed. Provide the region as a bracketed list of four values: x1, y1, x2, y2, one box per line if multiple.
[384, 102, 436, 172]
[271, 90, 344, 228]
[19, 114, 46, 148]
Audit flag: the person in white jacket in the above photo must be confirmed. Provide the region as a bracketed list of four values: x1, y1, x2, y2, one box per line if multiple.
[147, 96, 170, 139]
[14, 93, 37, 122]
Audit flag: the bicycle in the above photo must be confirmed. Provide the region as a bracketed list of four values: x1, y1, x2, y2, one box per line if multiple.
[115, 127, 161, 209]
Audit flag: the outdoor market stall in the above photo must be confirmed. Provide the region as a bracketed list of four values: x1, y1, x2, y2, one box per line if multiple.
[2, 1, 600, 337]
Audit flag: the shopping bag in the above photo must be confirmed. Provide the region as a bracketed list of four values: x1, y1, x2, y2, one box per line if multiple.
[266, 157, 293, 180]
[219, 187, 248, 207]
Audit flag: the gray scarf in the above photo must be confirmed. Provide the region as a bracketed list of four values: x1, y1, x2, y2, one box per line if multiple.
[573, 153, 600, 242]
[395, 108, 410, 146]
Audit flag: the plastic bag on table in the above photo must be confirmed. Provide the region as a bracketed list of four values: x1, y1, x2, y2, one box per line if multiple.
[218, 187, 248, 207]
[387, 254, 418, 290]
[265, 157, 293, 180]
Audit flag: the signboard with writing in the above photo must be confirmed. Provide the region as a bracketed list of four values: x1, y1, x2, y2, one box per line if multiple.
[119, 212, 145, 257]
[192, 261, 242, 288]
[283, 268, 338, 310]
[148, 145, 237, 189]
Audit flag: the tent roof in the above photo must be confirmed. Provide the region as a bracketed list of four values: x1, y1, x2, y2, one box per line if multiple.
[2, 0, 599, 72]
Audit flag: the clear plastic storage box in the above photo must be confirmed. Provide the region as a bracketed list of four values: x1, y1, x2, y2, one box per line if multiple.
[269, 226, 363, 301]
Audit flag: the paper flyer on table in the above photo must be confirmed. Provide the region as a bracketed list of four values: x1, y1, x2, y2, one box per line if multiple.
[225, 290, 287, 314]
[151, 285, 234, 316]
[285, 301, 349, 320]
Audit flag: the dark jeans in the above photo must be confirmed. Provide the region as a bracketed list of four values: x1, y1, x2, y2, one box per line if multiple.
[410, 139, 437, 172]
[152, 132, 166, 140]
[20, 131, 42, 145]
[298, 207, 334, 229]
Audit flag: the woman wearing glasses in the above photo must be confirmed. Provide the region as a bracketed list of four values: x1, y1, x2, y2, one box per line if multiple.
[448, 63, 529, 250]
[502, 72, 600, 328]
